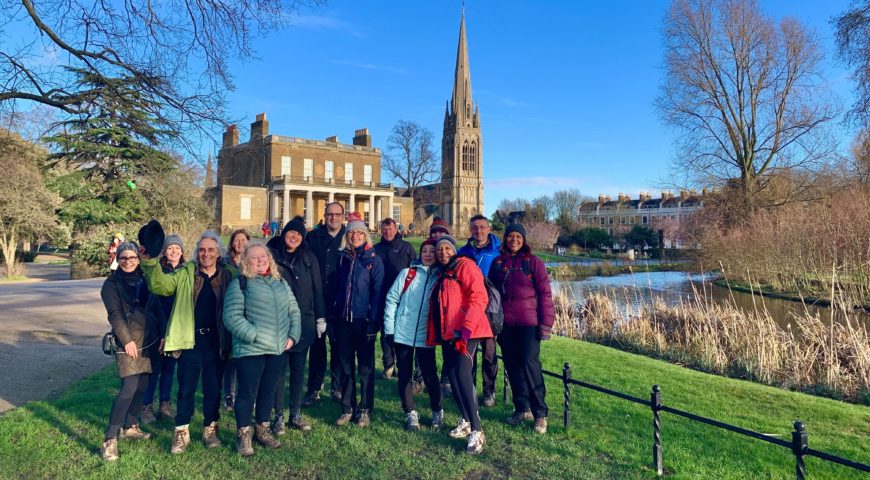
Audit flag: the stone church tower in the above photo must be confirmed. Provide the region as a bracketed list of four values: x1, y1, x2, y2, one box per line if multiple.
[440, 10, 483, 238]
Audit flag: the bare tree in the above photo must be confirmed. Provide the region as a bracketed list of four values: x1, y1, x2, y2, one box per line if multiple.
[496, 197, 530, 214]
[383, 120, 439, 199]
[657, 0, 838, 215]
[531, 195, 554, 220]
[0, 0, 318, 151]
[552, 188, 588, 223]
[834, 1, 870, 128]
[850, 129, 870, 184]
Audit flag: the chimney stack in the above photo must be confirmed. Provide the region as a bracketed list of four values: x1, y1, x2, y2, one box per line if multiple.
[222, 125, 239, 148]
[353, 128, 372, 147]
[325, 135, 339, 143]
[250, 112, 269, 139]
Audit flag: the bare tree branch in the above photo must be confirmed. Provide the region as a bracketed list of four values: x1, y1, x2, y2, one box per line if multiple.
[382, 120, 440, 199]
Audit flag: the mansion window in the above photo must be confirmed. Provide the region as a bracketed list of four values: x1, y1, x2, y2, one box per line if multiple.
[363, 164, 372, 184]
[304, 158, 313, 179]
[240, 196, 252, 220]
[393, 205, 401, 219]
[642, 216, 648, 224]
[281, 156, 291, 176]
[345, 162, 353, 184]
[325, 160, 334, 181]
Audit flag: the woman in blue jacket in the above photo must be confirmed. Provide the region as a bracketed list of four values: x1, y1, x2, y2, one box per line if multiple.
[383, 239, 443, 431]
[223, 243, 301, 456]
[330, 212, 384, 427]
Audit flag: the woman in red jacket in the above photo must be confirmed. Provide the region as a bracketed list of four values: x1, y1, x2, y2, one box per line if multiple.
[488, 223, 555, 434]
[427, 235, 492, 455]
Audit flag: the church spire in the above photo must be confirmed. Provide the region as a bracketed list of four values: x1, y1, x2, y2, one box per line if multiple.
[451, 8, 473, 124]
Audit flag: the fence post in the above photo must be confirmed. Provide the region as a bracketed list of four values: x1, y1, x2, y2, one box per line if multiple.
[651, 384, 663, 476]
[563, 362, 572, 429]
[792, 421, 808, 480]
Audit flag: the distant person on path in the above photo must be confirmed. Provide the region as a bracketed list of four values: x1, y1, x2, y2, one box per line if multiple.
[429, 235, 492, 455]
[140, 234, 185, 424]
[302, 201, 346, 406]
[221, 229, 250, 412]
[107, 234, 125, 272]
[261, 221, 270, 237]
[488, 223, 554, 435]
[99, 242, 157, 462]
[140, 231, 238, 455]
[267, 216, 325, 434]
[457, 214, 501, 408]
[270, 220, 279, 238]
[383, 239, 443, 431]
[374, 218, 416, 381]
[331, 213, 384, 427]
[223, 243, 301, 456]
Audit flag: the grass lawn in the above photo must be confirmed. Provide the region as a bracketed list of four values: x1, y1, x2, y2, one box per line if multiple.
[0, 337, 867, 479]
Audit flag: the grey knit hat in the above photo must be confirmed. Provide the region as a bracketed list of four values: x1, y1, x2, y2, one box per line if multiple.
[116, 242, 139, 258]
[435, 235, 457, 252]
[346, 212, 368, 232]
[162, 234, 184, 254]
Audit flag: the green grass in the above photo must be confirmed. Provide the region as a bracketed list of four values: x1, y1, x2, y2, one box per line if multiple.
[1, 337, 867, 479]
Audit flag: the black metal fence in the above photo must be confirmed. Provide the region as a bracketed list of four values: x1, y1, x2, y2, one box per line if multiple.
[490, 352, 870, 479]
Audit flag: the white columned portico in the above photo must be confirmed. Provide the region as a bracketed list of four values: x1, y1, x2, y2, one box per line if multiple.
[328, 191, 335, 203]
[282, 188, 290, 225]
[306, 190, 314, 229]
[369, 194, 375, 225]
[272, 193, 280, 221]
[388, 195, 394, 223]
[349, 193, 356, 214]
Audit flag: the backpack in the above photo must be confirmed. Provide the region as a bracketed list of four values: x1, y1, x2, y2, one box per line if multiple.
[444, 268, 504, 336]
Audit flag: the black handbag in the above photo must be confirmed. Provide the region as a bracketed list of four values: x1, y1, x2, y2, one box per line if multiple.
[101, 332, 119, 356]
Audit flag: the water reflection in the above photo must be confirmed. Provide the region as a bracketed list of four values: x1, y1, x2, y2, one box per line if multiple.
[559, 271, 870, 328]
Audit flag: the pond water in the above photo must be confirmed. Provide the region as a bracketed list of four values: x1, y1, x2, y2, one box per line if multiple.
[557, 271, 870, 328]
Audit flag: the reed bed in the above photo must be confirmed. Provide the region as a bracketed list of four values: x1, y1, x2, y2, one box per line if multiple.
[551, 283, 870, 404]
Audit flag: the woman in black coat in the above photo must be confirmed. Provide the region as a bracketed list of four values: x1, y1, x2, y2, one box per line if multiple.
[268, 216, 325, 433]
[99, 242, 158, 462]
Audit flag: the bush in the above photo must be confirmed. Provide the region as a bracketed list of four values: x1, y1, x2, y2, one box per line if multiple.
[70, 223, 136, 279]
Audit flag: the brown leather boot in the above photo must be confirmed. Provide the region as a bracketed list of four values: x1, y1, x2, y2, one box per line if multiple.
[202, 421, 222, 449]
[236, 426, 254, 456]
[100, 438, 119, 462]
[158, 401, 174, 419]
[170, 426, 190, 455]
[255, 422, 280, 449]
[119, 424, 151, 441]
[140, 405, 156, 424]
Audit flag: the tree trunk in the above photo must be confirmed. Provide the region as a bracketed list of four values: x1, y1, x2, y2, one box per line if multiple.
[0, 230, 18, 277]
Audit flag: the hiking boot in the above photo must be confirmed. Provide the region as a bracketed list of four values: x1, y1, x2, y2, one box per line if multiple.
[203, 421, 221, 449]
[223, 394, 235, 412]
[449, 419, 472, 439]
[356, 409, 371, 427]
[335, 412, 353, 426]
[431, 410, 445, 430]
[330, 389, 342, 402]
[120, 424, 151, 441]
[271, 414, 286, 436]
[100, 437, 119, 462]
[441, 383, 452, 396]
[466, 430, 486, 455]
[302, 390, 320, 407]
[288, 412, 312, 432]
[506, 410, 533, 426]
[411, 381, 425, 396]
[158, 401, 174, 419]
[255, 422, 280, 449]
[405, 410, 420, 432]
[482, 394, 496, 408]
[381, 366, 395, 379]
[236, 426, 254, 457]
[170, 426, 190, 454]
[534, 417, 548, 434]
[140, 405, 156, 424]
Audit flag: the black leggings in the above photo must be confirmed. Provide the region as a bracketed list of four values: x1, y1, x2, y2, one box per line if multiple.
[442, 339, 481, 431]
[106, 373, 149, 440]
[234, 354, 285, 428]
[393, 343, 441, 413]
[273, 348, 308, 416]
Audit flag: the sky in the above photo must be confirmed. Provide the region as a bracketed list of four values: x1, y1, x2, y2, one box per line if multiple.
[3, 1, 860, 216]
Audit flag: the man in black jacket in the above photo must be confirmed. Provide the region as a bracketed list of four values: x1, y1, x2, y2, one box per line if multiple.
[373, 218, 416, 379]
[302, 201, 346, 405]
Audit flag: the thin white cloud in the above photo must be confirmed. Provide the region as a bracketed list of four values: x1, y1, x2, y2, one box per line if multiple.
[329, 59, 409, 75]
[486, 176, 587, 189]
[290, 15, 365, 37]
[500, 97, 532, 108]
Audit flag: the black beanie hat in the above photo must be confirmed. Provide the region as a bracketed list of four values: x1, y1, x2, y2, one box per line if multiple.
[281, 216, 307, 239]
[138, 219, 165, 258]
[504, 223, 526, 242]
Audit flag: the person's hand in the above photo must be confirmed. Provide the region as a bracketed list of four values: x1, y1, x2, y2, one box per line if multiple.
[285, 338, 295, 351]
[454, 338, 468, 356]
[538, 327, 551, 341]
[158, 338, 165, 354]
[138, 245, 152, 261]
[315, 318, 327, 338]
[124, 341, 138, 359]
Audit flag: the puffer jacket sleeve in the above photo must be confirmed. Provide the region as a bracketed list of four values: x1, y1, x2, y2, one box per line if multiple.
[286, 281, 302, 344]
[457, 259, 488, 334]
[308, 252, 326, 319]
[531, 255, 555, 335]
[368, 254, 385, 325]
[222, 278, 258, 344]
[101, 279, 134, 346]
[140, 258, 180, 296]
[383, 268, 407, 336]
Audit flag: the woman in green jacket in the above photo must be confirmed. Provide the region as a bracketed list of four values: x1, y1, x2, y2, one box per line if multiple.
[223, 243, 301, 456]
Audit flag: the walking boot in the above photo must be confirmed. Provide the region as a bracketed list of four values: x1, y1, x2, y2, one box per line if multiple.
[533, 417, 548, 435]
[411, 381, 425, 396]
[466, 430, 486, 455]
[482, 393, 496, 408]
[158, 401, 174, 419]
[271, 414, 286, 436]
[140, 405, 156, 424]
[100, 437, 119, 462]
[202, 421, 221, 448]
[170, 426, 190, 455]
[288, 412, 312, 432]
[223, 394, 235, 412]
[431, 410, 445, 430]
[356, 409, 371, 427]
[330, 389, 342, 402]
[335, 412, 353, 426]
[236, 426, 254, 457]
[119, 424, 151, 441]
[255, 422, 281, 449]
[449, 419, 472, 439]
[381, 366, 395, 379]
[301, 390, 320, 407]
[506, 410, 533, 426]
[405, 410, 420, 432]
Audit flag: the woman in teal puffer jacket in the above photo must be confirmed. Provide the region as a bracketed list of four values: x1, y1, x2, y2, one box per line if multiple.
[383, 239, 443, 432]
[223, 244, 301, 456]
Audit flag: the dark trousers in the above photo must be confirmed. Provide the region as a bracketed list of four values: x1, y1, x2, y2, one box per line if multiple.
[223, 360, 236, 398]
[393, 343, 441, 413]
[307, 324, 340, 394]
[175, 340, 224, 427]
[334, 321, 375, 413]
[443, 339, 481, 431]
[234, 353, 285, 428]
[143, 350, 176, 405]
[471, 337, 498, 397]
[273, 348, 308, 416]
[499, 326, 548, 419]
[382, 331, 424, 382]
[106, 373, 149, 439]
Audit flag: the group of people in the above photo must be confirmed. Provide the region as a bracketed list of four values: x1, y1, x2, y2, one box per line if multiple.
[99, 203, 555, 462]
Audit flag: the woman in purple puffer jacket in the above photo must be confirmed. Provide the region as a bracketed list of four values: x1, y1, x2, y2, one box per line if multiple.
[487, 223, 554, 435]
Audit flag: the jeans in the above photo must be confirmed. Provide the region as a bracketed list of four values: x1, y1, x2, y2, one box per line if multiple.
[334, 321, 375, 413]
[106, 373, 149, 439]
[143, 349, 176, 405]
[393, 343, 441, 413]
[443, 339, 482, 431]
[223, 360, 236, 399]
[307, 323, 340, 394]
[273, 349, 308, 416]
[175, 339, 224, 427]
[234, 353, 286, 428]
[499, 326, 548, 419]
[471, 337, 498, 397]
